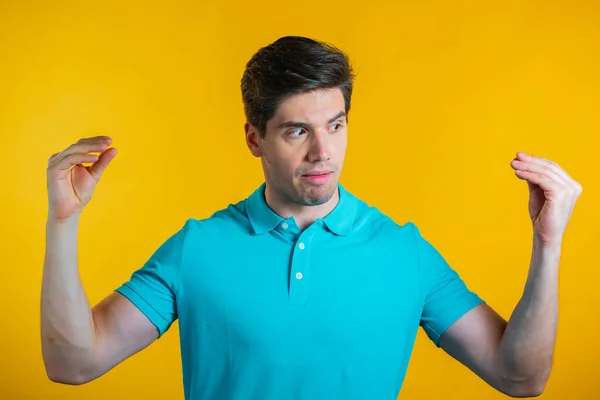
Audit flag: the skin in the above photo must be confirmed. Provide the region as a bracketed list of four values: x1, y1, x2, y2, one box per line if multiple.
[41, 87, 582, 397]
[441, 151, 582, 397]
[244, 89, 348, 231]
[42, 138, 157, 384]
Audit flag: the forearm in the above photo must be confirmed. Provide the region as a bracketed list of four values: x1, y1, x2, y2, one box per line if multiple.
[498, 236, 561, 389]
[41, 216, 97, 383]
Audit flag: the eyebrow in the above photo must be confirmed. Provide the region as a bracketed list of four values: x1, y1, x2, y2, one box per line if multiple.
[276, 111, 347, 130]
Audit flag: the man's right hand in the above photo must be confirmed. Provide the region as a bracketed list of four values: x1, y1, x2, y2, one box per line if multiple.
[46, 136, 117, 221]
[43, 135, 161, 385]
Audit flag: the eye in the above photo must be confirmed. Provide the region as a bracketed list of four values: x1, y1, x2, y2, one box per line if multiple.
[329, 123, 343, 132]
[288, 128, 305, 138]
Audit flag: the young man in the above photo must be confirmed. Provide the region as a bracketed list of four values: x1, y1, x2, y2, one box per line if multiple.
[42, 36, 582, 399]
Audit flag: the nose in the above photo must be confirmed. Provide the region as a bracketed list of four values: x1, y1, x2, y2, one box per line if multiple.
[307, 130, 331, 163]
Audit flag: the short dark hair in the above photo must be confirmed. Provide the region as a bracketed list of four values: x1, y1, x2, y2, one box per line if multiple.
[241, 36, 356, 138]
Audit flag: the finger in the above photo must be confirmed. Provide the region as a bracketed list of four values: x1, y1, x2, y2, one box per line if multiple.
[515, 152, 574, 185]
[77, 135, 112, 144]
[88, 147, 117, 182]
[52, 137, 112, 165]
[51, 142, 108, 167]
[511, 157, 568, 186]
[517, 153, 583, 197]
[514, 170, 562, 192]
[54, 153, 100, 171]
[48, 152, 60, 165]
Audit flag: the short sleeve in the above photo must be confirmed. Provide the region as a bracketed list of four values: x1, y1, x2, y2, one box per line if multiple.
[411, 223, 485, 346]
[115, 219, 191, 338]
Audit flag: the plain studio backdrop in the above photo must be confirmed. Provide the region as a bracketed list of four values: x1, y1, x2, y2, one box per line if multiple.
[1, 1, 598, 399]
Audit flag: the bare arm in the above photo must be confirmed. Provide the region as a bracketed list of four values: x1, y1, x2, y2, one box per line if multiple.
[41, 216, 158, 385]
[438, 152, 582, 398]
[41, 136, 157, 385]
[496, 240, 560, 392]
[439, 238, 560, 397]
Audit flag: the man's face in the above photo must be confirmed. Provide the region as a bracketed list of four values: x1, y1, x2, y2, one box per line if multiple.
[246, 88, 348, 207]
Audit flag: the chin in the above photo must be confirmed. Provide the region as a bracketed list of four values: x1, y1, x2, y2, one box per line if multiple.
[297, 181, 338, 206]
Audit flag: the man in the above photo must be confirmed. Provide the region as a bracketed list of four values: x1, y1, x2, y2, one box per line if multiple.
[41, 36, 582, 399]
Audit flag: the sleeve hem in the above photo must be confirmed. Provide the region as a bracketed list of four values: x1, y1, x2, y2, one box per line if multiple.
[410, 222, 425, 305]
[174, 218, 193, 297]
[115, 284, 169, 338]
[424, 296, 486, 347]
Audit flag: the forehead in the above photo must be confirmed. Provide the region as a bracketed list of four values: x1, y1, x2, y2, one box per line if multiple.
[271, 88, 345, 125]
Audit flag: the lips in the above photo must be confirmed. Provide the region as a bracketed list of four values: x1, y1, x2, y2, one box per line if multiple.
[300, 170, 334, 185]
[302, 170, 333, 176]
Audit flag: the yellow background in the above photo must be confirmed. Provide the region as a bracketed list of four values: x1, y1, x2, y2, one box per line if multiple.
[1, 0, 598, 399]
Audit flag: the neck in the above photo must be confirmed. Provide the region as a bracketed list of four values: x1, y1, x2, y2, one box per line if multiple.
[264, 185, 340, 232]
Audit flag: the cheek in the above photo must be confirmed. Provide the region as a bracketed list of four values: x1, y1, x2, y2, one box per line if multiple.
[266, 147, 298, 174]
[333, 134, 348, 157]
[281, 156, 302, 175]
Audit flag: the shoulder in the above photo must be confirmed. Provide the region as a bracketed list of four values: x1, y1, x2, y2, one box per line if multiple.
[350, 192, 419, 242]
[180, 197, 254, 240]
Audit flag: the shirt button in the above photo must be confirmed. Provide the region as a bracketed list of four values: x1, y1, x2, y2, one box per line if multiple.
[298, 242, 305, 250]
[281, 222, 289, 230]
[296, 272, 303, 280]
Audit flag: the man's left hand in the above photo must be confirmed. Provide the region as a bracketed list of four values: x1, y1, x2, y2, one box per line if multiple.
[510, 152, 583, 246]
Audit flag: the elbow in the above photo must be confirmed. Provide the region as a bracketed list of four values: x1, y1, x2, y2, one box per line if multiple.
[501, 378, 548, 398]
[42, 338, 97, 385]
[505, 386, 545, 398]
[47, 374, 89, 386]
[43, 356, 95, 386]
[45, 368, 91, 386]
[496, 356, 552, 397]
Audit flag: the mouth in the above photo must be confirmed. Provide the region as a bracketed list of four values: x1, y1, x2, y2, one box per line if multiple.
[303, 170, 333, 176]
[300, 171, 334, 185]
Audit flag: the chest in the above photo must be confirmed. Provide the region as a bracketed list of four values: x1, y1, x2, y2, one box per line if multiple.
[178, 232, 423, 357]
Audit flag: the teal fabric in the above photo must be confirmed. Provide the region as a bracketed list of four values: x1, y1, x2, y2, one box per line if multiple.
[116, 182, 484, 399]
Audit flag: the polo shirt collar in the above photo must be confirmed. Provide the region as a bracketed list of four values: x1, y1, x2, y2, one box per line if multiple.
[247, 183, 283, 235]
[247, 182, 357, 236]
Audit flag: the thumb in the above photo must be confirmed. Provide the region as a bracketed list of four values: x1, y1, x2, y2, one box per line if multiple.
[525, 178, 539, 195]
[89, 147, 118, 182]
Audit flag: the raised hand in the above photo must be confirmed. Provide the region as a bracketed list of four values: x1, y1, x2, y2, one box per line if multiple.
[46, 136, 117, 221]
[510, 152, 583, 246]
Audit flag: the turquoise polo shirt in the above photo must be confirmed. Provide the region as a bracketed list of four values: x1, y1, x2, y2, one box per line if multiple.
[115, 182, 484, 400]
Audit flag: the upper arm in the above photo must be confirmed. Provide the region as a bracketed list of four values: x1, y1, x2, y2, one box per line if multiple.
[86, 291, 159, 382]
[82, 219, 192, 383]
[411, 224, 536, 396]
[438, 303, 509, 392]
[410, 223, 515, 393]
[410, 223, 485, 345]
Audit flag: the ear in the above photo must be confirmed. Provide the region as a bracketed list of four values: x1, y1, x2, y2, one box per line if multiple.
[245, 122, 263, 157]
